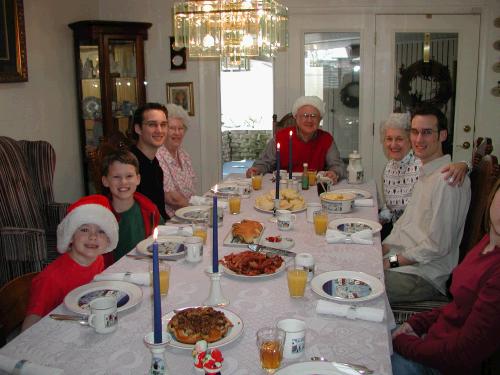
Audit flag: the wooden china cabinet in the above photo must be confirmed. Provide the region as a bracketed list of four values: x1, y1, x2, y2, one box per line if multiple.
[68, 20, 152, 194]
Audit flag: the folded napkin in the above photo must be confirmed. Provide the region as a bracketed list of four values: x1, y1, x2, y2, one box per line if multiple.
[188, 196, 228, 209]
[0, 354, 64, 375]
[354, 198, 374, 207]
[94, 272, 150, 286]
[325, 229, 373, 245]
[316, 300, 385, 322]
[158, 224, 193, 236]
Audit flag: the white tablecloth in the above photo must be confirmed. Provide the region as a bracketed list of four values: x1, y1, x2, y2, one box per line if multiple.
[0, 177, 393, 375]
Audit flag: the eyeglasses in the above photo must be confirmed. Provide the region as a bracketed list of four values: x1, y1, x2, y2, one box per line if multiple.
[298, 113, 319, 120]
[410, 128, 439, 137]
[143, 121, 168, 128]
[167, 125, 185, 132]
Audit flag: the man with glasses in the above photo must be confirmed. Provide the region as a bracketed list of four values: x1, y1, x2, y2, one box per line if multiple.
[246, 96, 346, 183]
[130, 103, 169, 220]
[382, 105, 471, 303]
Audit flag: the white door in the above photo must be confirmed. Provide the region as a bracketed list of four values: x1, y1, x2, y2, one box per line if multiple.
[373, 14, 480, 194]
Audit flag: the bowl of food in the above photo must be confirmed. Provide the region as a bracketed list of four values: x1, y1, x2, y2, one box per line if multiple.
[320, 192, 355, 214]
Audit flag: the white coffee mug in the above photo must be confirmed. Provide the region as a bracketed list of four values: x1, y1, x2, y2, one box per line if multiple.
[277, 210, 296, 231]
[276, 318, 306, 359]
[185, 236, 203, 262]
[306, 202, 322, 223]
[87, 296, 118, 334]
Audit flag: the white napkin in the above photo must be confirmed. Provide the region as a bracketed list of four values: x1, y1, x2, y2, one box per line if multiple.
[188, 196, 228, 209]
[316, 300, 385, 322]
[157, 224, 193, 236]
[354, 198, 374, 207]
[0, 354, 64, 375]
[94, 272, 150, 286]
[325, 229, 373, 245]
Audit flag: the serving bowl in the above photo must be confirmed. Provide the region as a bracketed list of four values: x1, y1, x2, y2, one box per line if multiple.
[320, 192, 355, 213]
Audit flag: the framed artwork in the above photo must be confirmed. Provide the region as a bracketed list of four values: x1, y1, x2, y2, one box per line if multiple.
[166, 82, 194, 116]
[0, 0, 28, 82]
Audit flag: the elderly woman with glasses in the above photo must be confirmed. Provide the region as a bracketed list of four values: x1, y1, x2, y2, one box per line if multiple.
[157, 104, 196, 217]
[379, 112, 468, 238]
[246, 96, 346, 183]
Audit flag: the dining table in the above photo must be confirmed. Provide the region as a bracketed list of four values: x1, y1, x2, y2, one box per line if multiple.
[0, 175, 395, 375]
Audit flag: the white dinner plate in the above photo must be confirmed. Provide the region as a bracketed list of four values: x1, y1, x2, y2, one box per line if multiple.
[162, 307, 244, 350]
[64, 280, 143, 314]
[136, 235, 186, 259]
[175, 205, 211, 222]
[221, 258, 286, 279]
[261, 235, 295, 250]
[254, 204, 306, 214]
[328, 218, 382, 234]
[329, 188, 372, 199]
[276, 361, 349, 374]
[223, 222, 265, 247]
[311, 270, 384, 303]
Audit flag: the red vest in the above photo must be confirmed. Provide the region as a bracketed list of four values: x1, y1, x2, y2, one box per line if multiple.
[276, 127, 333, 172]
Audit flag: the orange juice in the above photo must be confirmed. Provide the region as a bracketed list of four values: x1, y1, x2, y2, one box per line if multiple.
[313, 211, 328, 235]
[259, 340, 283, 370]
[228, 195, 241, 214]
[193, 228, 207, 244]
[308, 170, 317, 185]
[252, 174, 263, 190]
[287, 268, 307, 297]
[159, 270, 169, 295]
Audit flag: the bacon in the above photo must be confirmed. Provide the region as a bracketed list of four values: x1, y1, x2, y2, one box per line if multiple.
[220, 251, 284, 276]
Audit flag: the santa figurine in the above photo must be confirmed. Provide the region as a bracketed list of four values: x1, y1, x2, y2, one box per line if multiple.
[202, 348, 223, 374]
[192, 340, 208, 373]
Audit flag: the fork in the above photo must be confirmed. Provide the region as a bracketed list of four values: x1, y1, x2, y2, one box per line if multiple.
[310, 356, 374, 374]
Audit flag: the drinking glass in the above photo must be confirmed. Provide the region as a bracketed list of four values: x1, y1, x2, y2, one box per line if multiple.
[149, 261, 170, 296]
[256, 327, 285, 374]
[228, 194, 241, 214]
[313, 210, 329, 235]
[192, 220, 208, 245]
[308, 170, 317, 185]
[286, 265, 307, 298]
[252, 174, 263, 190]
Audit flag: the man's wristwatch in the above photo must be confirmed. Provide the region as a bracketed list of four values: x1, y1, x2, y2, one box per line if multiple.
[389, 254, 400, 268]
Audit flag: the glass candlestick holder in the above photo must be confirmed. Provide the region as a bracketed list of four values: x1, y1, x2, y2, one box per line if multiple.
[269, 198, 280, 223]
[144, 332, 172, 375]
[203, 267, 229, 307]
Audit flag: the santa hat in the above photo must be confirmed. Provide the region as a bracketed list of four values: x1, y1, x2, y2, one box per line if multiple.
[57, 195, 118, 254]
[291, 96, 325, 117]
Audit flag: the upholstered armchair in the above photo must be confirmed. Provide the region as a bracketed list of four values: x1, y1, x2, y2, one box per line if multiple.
[0, 136, 69, 286]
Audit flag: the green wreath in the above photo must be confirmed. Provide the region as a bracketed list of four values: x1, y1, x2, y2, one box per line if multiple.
[340, 81, 359, 108]
[398, 60, 453, 108]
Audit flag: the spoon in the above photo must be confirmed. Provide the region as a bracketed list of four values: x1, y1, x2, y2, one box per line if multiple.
[310, 356, 374, 374]
[49, 314, 89, 325]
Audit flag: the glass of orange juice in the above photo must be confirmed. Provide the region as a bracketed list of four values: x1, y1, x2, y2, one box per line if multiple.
[313, 210, 328, 235]
[308, 170, 317, 185]
[149, 261, 170, 296]
[228, 193, 241, 215]
[256, 327, 285, 373]
[192, 221, 208, 245]
[286, 265, 308, 298]
[252, 174, 263, 190]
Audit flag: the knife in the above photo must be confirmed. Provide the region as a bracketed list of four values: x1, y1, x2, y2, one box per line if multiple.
[248, 244, 296, 257]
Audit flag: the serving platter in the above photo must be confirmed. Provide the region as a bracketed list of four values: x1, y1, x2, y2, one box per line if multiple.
[162, 307, 243, 350]
[64, 281, 143, 314]
[329, 188, 372, 199]
[311, 270, 384, 303]
[261, 236, 295, 250]
[254, 204, 306, 214]
[276, 361, 349, 375]
[328, 218, 382, 234]
[136, 235, 186, 259]
[221, 259, 286, 279]
[175, 205, 210, 221]
[223, 222, 265, 247]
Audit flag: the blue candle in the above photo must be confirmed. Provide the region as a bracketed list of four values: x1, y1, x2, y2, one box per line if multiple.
[276, 142, 281, 200]
[151, 228, 162, 343]
[288, 130, 293, 179]
[212, 187, 219, 273]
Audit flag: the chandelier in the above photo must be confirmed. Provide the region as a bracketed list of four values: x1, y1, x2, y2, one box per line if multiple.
[173, 0, 288, 67]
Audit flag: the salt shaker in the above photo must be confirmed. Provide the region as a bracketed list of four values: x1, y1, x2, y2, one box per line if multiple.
[347, 150, 364, 184]
[295, 253, 315, 282]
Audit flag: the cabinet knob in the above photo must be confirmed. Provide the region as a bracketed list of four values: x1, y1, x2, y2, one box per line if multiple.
[460, 141, 471, 149]
[463, 125, 471, 132]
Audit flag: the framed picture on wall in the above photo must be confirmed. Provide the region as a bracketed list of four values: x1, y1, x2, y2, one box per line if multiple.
[0, 0, 28, 82]
[166, 82, 194, 116]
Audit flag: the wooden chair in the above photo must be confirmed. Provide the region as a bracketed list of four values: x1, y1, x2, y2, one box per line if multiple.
[391, 153, 499, 325]
[272, 113, 296, 136]
[0, 272, 38, 347]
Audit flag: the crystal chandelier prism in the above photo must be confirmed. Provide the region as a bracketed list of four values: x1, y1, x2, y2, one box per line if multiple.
[173, 0, 288, 67]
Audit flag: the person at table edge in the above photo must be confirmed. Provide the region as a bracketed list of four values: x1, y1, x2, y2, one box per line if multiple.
[246, 96, 346, 183]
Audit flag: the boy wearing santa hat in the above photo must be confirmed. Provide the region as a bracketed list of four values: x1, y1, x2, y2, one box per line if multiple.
[22, 195, 119, 331]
